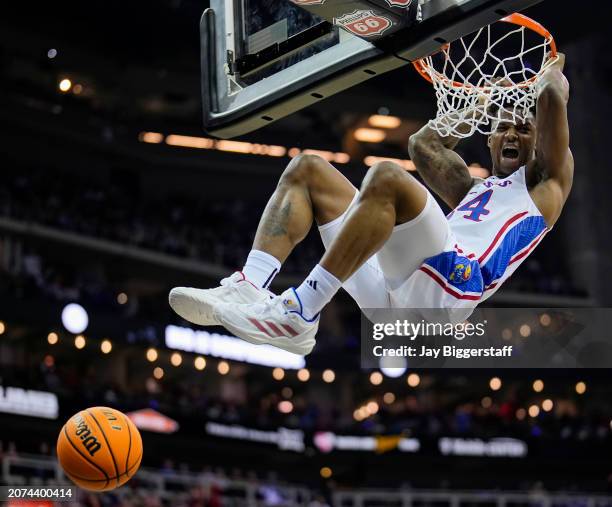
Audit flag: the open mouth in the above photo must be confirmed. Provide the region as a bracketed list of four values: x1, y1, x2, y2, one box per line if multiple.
[502, 147, 520, 159]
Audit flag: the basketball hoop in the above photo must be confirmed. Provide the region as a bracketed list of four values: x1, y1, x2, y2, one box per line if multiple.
[413, 13, 557, 138]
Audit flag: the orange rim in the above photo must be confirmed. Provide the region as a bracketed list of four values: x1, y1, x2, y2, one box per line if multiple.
[413, 12, 557, 90]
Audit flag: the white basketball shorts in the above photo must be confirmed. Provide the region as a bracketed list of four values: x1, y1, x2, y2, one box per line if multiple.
[318, 189, 481, 316]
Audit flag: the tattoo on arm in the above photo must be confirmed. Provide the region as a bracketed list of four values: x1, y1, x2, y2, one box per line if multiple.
[409, 127, 473, 209]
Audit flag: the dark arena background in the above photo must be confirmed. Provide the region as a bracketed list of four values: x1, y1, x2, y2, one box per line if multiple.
[1, 1, 612, 506]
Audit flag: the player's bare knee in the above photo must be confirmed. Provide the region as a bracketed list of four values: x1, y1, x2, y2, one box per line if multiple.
[360, 161, 407, 200]
[279, 154, 327, 188]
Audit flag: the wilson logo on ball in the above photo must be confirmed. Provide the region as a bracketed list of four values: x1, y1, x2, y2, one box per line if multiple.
[74, 414, 102, 456]
[385, 0, 413, 7]
[334, 10, 392, 38]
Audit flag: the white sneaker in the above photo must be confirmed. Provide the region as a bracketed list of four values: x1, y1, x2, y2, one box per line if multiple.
[168, 272, 272, 326]
[212, 288, 319, 356]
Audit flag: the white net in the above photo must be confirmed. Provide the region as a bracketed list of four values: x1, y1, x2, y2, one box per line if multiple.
[416, 15, 555, 138]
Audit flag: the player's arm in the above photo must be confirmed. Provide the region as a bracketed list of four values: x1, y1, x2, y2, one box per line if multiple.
[408, 124, 477, 209]
[530, 53, 574, 227]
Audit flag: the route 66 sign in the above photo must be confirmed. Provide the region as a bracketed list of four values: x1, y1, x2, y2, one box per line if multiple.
[334, 10, 392, 38]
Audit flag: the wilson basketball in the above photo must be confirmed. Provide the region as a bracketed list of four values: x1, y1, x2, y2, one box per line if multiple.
[57, 407, 143, 491]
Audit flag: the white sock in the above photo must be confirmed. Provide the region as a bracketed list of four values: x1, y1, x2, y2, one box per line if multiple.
[294, 264, 342, 320]
[242, 250, 281, 289]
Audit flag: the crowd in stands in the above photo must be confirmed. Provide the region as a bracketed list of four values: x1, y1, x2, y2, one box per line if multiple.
[2, 346, 608, 443]
[0, 163, 321, 276]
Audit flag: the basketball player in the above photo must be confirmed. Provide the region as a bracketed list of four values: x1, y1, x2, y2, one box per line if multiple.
[169, 54, 572, 355]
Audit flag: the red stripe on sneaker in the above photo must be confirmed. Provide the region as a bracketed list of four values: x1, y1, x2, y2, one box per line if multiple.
[265, 321, 285, 337]
[248, 318, 272, 337]
[280, 324, 299, 337]
[238, 272, 261, 291]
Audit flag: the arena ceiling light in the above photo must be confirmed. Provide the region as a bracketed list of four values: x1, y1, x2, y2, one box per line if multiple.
[139, 132, 164, 144]
[100, 339, 112, 354]
[140, 132, 349, 164]
[354, 128, 386, 143]
[407, 373, 421, 387]
[217, 139, 286, 157]
[61, 303, 89, 334]
[380, 366, 407, 378]
[383, 392, 395, 404]
[194, 356, 207, 370]
[369, 371, 383, 386]
[322, 369, 335, 383]
[380, 356, 407, 378]
[58, 78, 72, 93]
[368, 115, 401, 129]
[166, 134, 215, 149]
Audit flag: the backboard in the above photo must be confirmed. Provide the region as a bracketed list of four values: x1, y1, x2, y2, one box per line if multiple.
[201, 0, 545, 138]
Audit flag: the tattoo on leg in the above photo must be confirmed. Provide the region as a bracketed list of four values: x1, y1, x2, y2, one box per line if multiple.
[262, 201, 292, 237]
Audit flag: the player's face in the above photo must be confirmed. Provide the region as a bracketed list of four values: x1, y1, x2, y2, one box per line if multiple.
[488, 113, 537, 177]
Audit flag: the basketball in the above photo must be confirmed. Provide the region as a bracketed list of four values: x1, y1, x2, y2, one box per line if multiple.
[56, 407, 143, 491]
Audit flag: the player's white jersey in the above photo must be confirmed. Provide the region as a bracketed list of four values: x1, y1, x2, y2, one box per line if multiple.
[419, 165, 549, 304]
[318, 165, 550, 315]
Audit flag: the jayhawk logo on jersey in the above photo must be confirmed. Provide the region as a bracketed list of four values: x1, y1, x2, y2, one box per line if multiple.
[449, 260, 473, 284]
